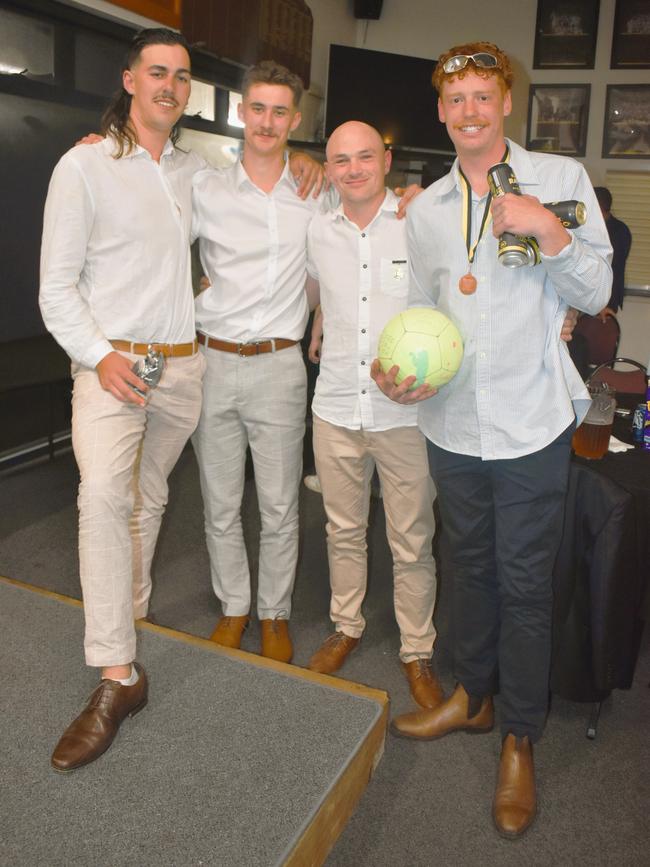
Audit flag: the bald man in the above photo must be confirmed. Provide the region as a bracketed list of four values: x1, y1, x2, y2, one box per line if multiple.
[305, 122, 441, 709]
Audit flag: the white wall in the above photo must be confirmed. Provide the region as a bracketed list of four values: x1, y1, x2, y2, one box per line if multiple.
[305, 0, 650, 182]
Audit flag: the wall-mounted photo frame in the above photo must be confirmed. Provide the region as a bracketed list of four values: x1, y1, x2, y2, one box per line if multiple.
[602, 84, 650, 157]
[533, 0, 600, 68]
[611, 0, 650, 68]
[526, 84, 590, 156]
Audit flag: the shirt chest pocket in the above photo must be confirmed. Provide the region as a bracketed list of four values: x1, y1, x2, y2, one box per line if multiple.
[380, 257, 409, 297]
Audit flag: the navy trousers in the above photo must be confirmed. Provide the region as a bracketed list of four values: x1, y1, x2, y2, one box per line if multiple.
[427, 423, 574, 742]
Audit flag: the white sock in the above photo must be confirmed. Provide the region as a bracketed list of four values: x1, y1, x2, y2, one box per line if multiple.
[113, 665, 139, 686]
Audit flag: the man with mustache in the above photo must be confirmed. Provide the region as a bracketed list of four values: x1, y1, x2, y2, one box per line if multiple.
[40, 28, 205, 771]
[191, 62, 322, 663]
[373, 42, 611, 837]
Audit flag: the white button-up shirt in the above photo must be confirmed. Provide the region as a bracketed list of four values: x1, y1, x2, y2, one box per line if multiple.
[407, 139, 613, 459]
[192, 160, 322, 342]
[40, 138, 203, 369]
[308, 189, 418, 432]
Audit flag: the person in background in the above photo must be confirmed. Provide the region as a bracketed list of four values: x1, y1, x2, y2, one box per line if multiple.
[305, 121, 441, 709]
[373, 41, 611, 838]
[593, 186, 632, 321]
[40, 28, 204, 772]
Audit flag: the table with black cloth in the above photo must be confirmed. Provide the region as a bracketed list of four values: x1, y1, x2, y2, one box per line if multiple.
[551, 407, 649, 708]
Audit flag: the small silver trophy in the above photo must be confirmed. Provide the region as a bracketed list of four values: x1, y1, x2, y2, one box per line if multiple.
[131, 344, 165, 398]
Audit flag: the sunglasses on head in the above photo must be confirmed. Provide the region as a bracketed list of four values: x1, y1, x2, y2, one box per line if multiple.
[442, 53, 499, 74]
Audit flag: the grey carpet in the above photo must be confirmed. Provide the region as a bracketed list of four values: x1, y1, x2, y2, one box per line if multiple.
[1, 447, 649, 866]
[1, 580, 382, 867]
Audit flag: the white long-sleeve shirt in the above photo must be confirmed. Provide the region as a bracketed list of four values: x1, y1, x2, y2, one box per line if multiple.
[192, 159, 322, 342]
[40, 138, 204, 369]
[407, 139, 612, 459]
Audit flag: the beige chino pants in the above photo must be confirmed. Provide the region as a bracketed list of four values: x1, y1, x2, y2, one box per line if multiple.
[313, 415, 437, 661]
[71, 350, 204, 667]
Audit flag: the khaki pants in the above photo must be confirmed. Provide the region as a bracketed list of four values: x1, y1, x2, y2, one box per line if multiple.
[72, 351, 204, 667]
[313, 415, 437, 661]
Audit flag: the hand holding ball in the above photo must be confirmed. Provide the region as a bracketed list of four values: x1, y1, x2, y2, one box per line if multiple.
[377, 308, 463, 390]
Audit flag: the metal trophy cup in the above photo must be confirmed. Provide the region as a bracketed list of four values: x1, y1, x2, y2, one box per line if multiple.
[131, 345, 165, 398]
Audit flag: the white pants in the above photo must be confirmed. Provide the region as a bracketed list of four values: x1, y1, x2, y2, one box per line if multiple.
[72, 351, 204, 667]
[313, 415, 437, 661]
[192, 344, 306, 619]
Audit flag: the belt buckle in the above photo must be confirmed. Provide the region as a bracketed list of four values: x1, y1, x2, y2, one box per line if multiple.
[238, 342, 250, 357]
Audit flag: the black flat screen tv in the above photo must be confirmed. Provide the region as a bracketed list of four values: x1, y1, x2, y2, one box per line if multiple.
[325, 44, 453, 153]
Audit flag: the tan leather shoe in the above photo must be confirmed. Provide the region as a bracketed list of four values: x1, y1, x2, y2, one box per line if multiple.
[51, 663, 148, 772]
[307, 632, 360, 674]
[391, 682, 493, 740]
[260, 618, 293, 663]
[493, 733, 537, 838]
[210, 615, 250, 648]
[402, 659, 444, 709]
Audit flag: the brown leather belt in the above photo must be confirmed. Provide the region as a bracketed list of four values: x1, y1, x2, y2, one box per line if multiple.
[110, 339, 198, 357]
[197, 333, 298, 357]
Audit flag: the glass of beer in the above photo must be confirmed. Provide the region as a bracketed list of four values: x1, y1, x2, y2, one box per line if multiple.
[572, 383, 616, 459]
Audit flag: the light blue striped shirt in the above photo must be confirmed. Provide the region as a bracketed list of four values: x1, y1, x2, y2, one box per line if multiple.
[407, 139, 612, 460]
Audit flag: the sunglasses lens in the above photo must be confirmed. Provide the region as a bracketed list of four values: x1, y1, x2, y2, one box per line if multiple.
[443, 55, 468, 73]
[473, 53, 498, 68]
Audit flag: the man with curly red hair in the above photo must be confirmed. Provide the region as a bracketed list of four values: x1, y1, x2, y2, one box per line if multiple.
[373, 41, 612, 837]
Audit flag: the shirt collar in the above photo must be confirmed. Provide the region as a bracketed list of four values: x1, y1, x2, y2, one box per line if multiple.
[101, 135, 175, 161]
[440, 138, 542, 199]
[328, 187, 399, 223]
[234, 156, 295, 192]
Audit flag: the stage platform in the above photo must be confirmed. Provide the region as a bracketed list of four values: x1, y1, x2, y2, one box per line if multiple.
[0, 576, 388, 867]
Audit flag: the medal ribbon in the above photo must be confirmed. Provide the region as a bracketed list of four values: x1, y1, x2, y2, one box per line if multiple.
[458, 144, 509, 265]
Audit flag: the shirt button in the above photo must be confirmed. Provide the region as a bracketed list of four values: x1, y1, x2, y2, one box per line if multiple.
[361, 389, 367, 394]
[361, 360, 366, 365]
[362, 296, 367, 301]
[362, 264, 368, 269]
[480, 352, 486, 359]
[361, 233, 366, 238]
[361, 328, 366, 333]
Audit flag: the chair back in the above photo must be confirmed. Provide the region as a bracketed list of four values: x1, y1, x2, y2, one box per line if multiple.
[574, 315, 620, 366]
[588, 357, 647, 396]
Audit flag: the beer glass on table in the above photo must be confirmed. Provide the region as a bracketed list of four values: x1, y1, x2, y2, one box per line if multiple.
[572, 382, 616, 459]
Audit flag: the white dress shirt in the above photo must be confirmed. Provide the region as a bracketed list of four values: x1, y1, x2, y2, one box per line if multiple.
[192, 159, 322, 342]
[40, 138, 204, 369]
[308, 189, 418, 432]
[407, 139, 613, 460]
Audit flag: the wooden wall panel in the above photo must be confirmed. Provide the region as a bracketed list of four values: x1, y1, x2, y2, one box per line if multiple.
[108, 0, 182, 29]
[183, 0, 312, 89]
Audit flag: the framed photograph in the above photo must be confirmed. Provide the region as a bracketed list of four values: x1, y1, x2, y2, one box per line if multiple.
[533, 0, 600, 68]
[526, 84, 590, 156]
[602, 84, 650, 157]
[611, 0, 650, 68]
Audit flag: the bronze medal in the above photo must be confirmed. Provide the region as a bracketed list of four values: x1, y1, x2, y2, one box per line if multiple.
[459, 273, 477, 295]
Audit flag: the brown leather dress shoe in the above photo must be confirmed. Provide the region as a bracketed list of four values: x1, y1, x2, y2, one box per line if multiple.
[493, 733, 537, 838]
[390, 682, 494, 740]
[307, 632, 360, 674]
[260, 618, 293, 663]
[210, 615, 250, 648]
[402, 659, 444, 709]
[51, 663, 148, 772]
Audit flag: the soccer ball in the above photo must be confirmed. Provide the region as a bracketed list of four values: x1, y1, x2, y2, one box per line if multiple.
[377, 307, 464, 390]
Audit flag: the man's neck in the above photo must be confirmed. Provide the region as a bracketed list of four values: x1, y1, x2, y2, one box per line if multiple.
[241, 147, 286, 193]
[129, 118, 170, 163]
[457, 138, 508, 197]
[343, 189, 387, 231]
